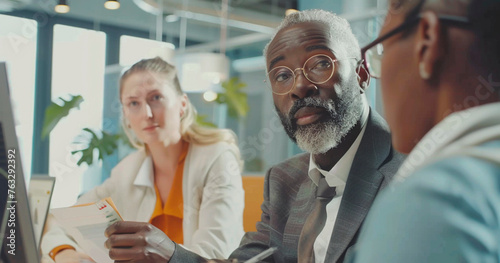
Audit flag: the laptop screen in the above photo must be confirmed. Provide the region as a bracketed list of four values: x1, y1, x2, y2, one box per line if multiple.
[28, 176, 56, 249]
[0, 122, 10, 250]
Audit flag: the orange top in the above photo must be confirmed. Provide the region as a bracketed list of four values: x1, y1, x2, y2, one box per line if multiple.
[50, 144, 189, 259]
[149, 143, 188, 244]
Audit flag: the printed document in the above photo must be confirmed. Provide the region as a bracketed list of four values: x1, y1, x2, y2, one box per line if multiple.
[50, 197, 122, 263]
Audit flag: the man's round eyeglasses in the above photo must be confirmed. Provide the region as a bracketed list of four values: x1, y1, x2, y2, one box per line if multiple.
[361, 14, 472, 79]
[265, 54, 356, 95]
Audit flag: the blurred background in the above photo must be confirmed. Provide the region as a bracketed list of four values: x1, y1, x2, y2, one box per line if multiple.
[0, 0, 387, 208]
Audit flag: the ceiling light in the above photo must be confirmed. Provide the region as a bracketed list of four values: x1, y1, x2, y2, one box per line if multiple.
[203, 91, 218, 102]
[54, 0, 70, 14]
[104, 0, 120, 10]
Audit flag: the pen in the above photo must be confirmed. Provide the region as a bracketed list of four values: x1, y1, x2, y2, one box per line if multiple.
[244, 247, 277, 263]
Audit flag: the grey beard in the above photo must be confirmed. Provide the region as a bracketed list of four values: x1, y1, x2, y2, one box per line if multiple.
[277, 83, 363, 154]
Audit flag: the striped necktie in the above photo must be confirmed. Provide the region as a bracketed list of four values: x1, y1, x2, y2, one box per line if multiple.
[298, 176, 336, 263]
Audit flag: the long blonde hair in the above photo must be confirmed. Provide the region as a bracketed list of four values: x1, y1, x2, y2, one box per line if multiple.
[120, 57, 241, 164]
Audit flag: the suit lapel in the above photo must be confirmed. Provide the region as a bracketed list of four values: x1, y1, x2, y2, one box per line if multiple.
[325, 111, 392, 262]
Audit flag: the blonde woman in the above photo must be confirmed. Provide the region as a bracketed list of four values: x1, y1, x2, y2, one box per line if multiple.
[42, 57, 245, 262]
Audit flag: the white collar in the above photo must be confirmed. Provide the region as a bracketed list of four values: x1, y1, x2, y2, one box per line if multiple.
[133, 154, 155, 189]
[308, 98, 370, 194]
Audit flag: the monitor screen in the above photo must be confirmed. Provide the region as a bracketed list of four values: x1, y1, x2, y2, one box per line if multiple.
[0, 62, 40, 263]
[0, 122, 10, 252]
[28, 176, 55, 249]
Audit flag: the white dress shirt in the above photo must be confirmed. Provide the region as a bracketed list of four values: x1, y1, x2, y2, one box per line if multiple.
[309, 100, 370, 263]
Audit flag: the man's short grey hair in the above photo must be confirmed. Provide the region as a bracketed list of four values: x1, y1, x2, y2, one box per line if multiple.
[263, 9, 361, 63]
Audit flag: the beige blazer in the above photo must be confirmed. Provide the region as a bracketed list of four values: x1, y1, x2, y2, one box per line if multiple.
[41, 141, 245, 259]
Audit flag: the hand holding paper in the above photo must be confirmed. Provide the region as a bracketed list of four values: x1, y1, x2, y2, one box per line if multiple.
[50, 198, 122, 263]
[105, 221, 176, 262]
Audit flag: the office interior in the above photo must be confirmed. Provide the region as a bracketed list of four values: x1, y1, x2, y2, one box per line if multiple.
[0, 0, 386, 208]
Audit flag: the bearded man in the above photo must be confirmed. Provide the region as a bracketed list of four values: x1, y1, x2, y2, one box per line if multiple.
[104, 9, 405, 263]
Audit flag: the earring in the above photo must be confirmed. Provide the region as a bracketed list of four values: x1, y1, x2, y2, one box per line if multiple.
[313, 85, 318, 90]
[419, 62, 430, 80]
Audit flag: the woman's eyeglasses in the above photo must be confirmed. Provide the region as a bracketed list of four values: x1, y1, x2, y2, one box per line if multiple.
[361, 14, 472, 79]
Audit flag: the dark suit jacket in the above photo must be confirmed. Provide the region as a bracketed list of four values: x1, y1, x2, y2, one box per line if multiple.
[171, 110, 405, 263]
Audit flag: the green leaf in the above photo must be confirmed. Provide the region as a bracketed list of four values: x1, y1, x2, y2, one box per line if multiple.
[42, 95, 84, 139]
[71, 128, 119, 166]
[196, 115, 217, 128]
[217, 77, 249, 119]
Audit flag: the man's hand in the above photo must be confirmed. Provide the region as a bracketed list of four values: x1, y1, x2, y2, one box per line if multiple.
[54, 249, 94, 263]
[105, 221, 175, 263]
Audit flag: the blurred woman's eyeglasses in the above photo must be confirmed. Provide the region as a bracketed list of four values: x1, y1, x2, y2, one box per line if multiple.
[361, 14, 472, 79]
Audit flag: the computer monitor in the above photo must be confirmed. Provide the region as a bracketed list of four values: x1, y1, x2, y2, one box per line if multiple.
[28, 176, 55, 249]
[0, 62, 40, 262]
